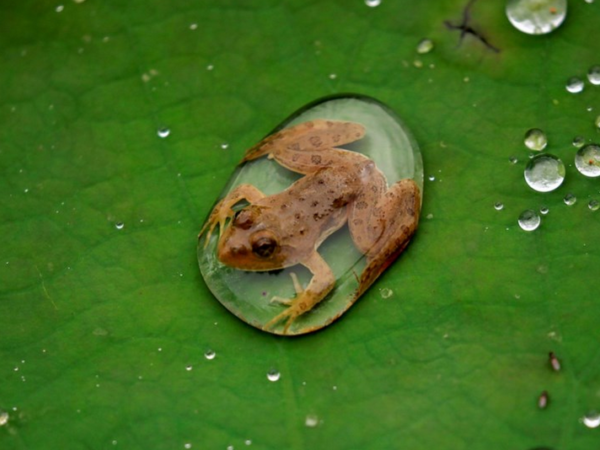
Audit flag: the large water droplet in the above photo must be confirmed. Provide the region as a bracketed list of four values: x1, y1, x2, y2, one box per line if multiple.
[572, 136, 586, 148]
[506, 0, 567, 35]
[563, 193, 577, 206]
[582, 411, 600, 428]
[524, 154, 565, 192]
[157, 127, 170, 138]
[267, 369, 280, 382]
[518, 210, 541, 231]
[0, 411, 8, 426]
[204, 349, 216, 360]
[589, 199, 599, 211]
[524, 128, 547, 151]
[575, 144, 600, 177]
[588, 65, 600, 85]
[566, 77, 584, 94]
[365, 0, 381, 7]
[416, 39, 434, 54]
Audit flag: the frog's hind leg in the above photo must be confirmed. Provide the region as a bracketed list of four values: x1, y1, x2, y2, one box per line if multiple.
[348, 178, 421, 296]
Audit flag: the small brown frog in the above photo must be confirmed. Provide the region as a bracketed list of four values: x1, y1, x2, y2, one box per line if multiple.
[199, 120, 420, 334]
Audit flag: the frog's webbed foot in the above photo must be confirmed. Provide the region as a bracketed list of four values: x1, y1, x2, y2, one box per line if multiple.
[198, 184, 265, 248]
[263, 253, 335, 335]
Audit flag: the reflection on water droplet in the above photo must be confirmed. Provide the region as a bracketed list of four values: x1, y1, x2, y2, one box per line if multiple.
[204, 349, 216, 360]
[115, 222, 124, 230]
[494, 202, 504, 211]
[220, 143, 229, 150]
[589, 200, 600, 211]
[566, 77, 584, 94]
[416, 39, 434, 54]
[0, 411, 8, 426]
[572, 136, 586, 148]
[588, 65, 600, 85]
[380, 288, 393, 299]
[524, 128, 547, 151]
[538, 390, 549, 409]
[540, 206, 549, 215]
[305, 414, 319, 427]
[518, 210, 541, 231]
[582, 411, 600, 428]
[509, 156, 519, 164]
[428, 175, 435, 181]
[186, 365, 193, 371]
[524, 154, 565, 192]
[563, 193, 577, 206]
[365, 0, 381, 7]
[506, 0, 567, 34]
[157, 127, 170, 138]
[575, 144, 600, 177]
[267, 369, 280, 382]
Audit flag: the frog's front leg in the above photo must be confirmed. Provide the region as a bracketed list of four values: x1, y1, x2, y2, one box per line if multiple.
[264, 251, 335, 335]
[349, 177, 421, 294]
[198, 184, 265, 247]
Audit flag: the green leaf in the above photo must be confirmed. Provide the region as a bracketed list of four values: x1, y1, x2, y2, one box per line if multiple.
[1, 0, 600, 449]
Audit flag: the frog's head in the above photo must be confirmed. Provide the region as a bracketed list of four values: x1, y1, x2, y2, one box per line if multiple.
[217, 206, 288, 271]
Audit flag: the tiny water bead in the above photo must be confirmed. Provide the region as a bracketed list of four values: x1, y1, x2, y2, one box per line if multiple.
[267, 370, 280, 382]
[518, 210, 541, 231]
[115, 222, 124, 230]
[563, 193, 577, 206]
[506, 0, 567, 35]
[157, 127, 170, 138]
[589, 199, 600, 211]
[524, 154, 565, 192]
[380, 288, 393, 299]
[540, 206, 549, 215]
[0, 410, 8, 426]
[204, 349, 216, 360]
[509, 156, 519, 164]
[582, 411, 600, 428]
[572, 136, 586, 148]
[305, 414, 319, 428]
[588, 65, 600, 85]
[494, 202, 504, 211]
[416, 39, 434, 54]
[566, 77, 585, 94]
[524, 128, 547, 151]
[365, 0, 381, 7]
[575, 144, 600, 177]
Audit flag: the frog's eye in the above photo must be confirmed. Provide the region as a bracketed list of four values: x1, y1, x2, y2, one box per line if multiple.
[233, 209, 254, 230]
[251, 231, 278, 258]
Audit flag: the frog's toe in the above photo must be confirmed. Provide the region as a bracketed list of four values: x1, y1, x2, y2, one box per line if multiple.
[270, 296, 293, 306]
[263, 307, 299, 335]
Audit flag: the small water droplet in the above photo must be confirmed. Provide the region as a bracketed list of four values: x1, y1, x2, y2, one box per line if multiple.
[524, 128, 547, 151]
[540, 206, 549, 215]
[112, 440, 117, 446]
[227, 446, 234, 450]
[244, 440, 252, 446]
[563, 193, 577, 206]
[305, 414, 319, 427]
[416, 38, 434, 54]
[588, 199, 600, 211]
[506, 0, 567, 35]
[267, 369, 280, 382]
[157, 127, 170, 138]
[494, 202, 504, 211]
[582, 411, 600, 428]
[572, 136, 586, 148]
[365, 0, 381, 7]
[380, 288, 393, 299]
[509, 156, 519, 164]
[186, 365, 193, 371]
[184, 443, 192, 449]
[207, 64, 214, 71]
[329, 73, 337, 80]
[204, 350, 216, 360]
[566, 77, 585, 94]
[538, 391, 549, 409]
[575, 144, 600, 177]
[428, 175, 435, 181]
[595, 115, 600, 129]
[115, 222, 124, 230]
[518, 210, 541, 231]
[189, 23, 198, 30]
[0, 411, 8, 426]
[56, 5, 64, 12]
[220, 143, 229, 150]
[588, 65, 600, 85]
[524, 154, 565, 192]
[549, 352, 561, 371]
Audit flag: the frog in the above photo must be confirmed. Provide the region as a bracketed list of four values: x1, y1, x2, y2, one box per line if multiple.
[199, 119, 421, 334]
